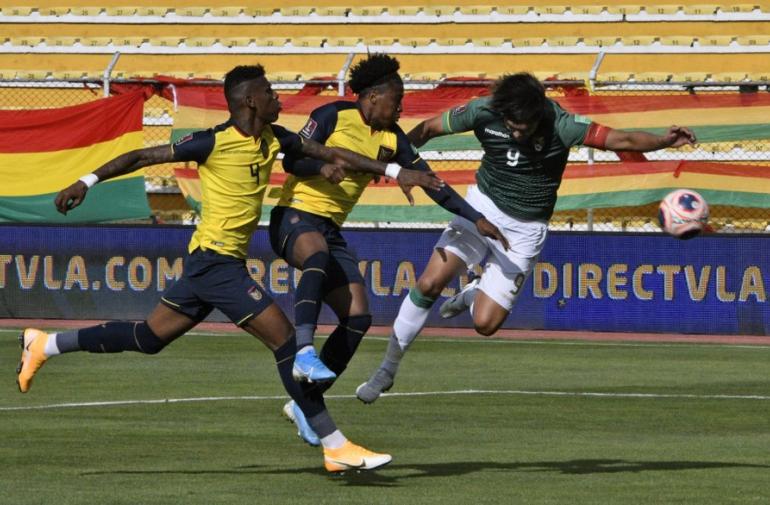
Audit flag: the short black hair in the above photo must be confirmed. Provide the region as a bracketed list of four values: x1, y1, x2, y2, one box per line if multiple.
[491, 72, 546, 124]
[223, 65, 266, 104]
[348, 53, 402, 95]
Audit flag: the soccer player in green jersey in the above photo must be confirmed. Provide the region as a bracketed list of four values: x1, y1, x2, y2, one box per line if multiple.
[16, 64, 431, 472]
[357, 72, 696, 403]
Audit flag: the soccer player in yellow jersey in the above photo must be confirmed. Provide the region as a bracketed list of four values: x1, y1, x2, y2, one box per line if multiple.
[15, 65, 439, 472]
[269, 54, 507, 433]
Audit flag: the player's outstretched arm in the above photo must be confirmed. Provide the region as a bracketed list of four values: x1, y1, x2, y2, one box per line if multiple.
[55, 145, 174, 215]
[407, 115, 445, 148]
[604, 126, 697, 152]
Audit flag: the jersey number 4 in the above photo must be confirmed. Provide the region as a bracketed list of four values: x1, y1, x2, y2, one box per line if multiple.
[249, 163, 260, 183]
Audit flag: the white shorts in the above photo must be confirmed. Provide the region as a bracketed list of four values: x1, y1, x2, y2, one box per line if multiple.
[435, 185, 548, 311]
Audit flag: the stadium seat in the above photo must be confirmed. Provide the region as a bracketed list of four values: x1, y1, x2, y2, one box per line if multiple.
[445, 70, 488, 78]
[350, 6, 386, 16]
[185, 37, 219, 48]
[49, 70, 90, 80]
[511, 38, 546, 47]
[291, 37, 326, 48]
[221, 37, 254, 47]
[423, 6, 457, 16]
[534, 5, 570, 15]
[398, 38, 433, 47]
[210, 6, 244, 17]
[69, 7, 104, 16]
[1, 6, 35, 16]
[582, 36, 620, 47]
[633, 72, 672, 82]
[113, 37, 148, 47]
[658, 36, 695, 46]
[596, 71, 635, 82]
[8, 37, 43, 47]
[40, 7, 71, 16]
[173, 7, 209, 17]
[472, 38, 510, 47]
[16, 70, 50, 80]
[555, 71, 589, 81]
[326, 37, 362, 47]
[570, 5, 606, 15]
[644, 5, 681, 15]
[255, 37, 289, 47]
[546, 36, 581, 47]
[746, 72, 770, 81]
[736, 35, 770, 46]
[434, 38, 471, 46]
[267, 71, 302, 81]
[404, 71, 445, 81]
[496, 6, 532, 15]
[459, 6, 495, 15]
[683, 4, 719, 15]
[710, 72, 748, 82]
[136, 7, 169, 16]
[0, 69, 17, 79]
[697, 35, 735, 46]
[280, 6, 315, 16]
[606, 5, 642, 15]
[620, 36, 659, 46]
[388, 6, 422, 16]
[669, 72, 709, 82]
[104, 7, 137, 16]
[363, 37, 397, 47]
[148, 37, 183, 47]
[721, 4, 758, 13]
[45, 37, 80, 47]
[246, 7, 277, 17]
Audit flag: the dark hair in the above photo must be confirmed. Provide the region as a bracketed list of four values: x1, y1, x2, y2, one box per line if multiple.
[491, 72, 546, 124]
[223, 65, 266, 104]
[348, 53, 402, 95]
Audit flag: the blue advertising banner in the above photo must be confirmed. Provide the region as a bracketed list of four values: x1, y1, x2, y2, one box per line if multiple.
[0, 225, 767, 335]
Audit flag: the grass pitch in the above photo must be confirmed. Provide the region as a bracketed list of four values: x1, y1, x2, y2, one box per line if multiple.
[2, 328, 769, 504]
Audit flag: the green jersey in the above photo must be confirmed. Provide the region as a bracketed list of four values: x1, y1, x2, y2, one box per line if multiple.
[441, 96, 592, 221]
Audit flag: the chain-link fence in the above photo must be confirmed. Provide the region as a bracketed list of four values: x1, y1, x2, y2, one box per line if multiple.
[1, 77, 768, 232]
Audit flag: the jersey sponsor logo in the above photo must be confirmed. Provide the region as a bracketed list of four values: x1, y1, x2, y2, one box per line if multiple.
[174, 134, 193, 146]
[484, 128, 510, 139]
[533, 136, 545, 152]
[451, 105, 467, 116]
[377, 145, 395, 161]
[299, 118, 318, 138]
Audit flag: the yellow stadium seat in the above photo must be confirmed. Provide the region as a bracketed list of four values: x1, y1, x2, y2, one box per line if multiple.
[697, 35, 735, 46]
[45, 37, 80, 47]
[221, 37, 254, 47]
[423, 5, 457, 16]
[535, 5, 569, 14]
[531, 70, 560, 80]
[473, 38, 510, 47]
[669, 72, 709, 83]
[0, 69, 17, 79]
[555, 71, 589, 81]
[596, 72, 634, 82]
[267, 71, 301, 81]
[185, 37, 219, 48]
[81, 37, 112, 47]
[658, 36, 695, 46]
[279, 6, 314, 16]
[40, 7, 70, 16]
[644, 5, 680, 15]
[127, 70, 158, 79]
[291, 37, 325, 48]
[683, 4, 718, 15]
[710, 72, 748, 83]
[398, 38, 433, 47]
[546, 36, 581, 47]
[496, 6, 532, 15]
[434, 37, 471, 46]
[69, 6, 103, 16]
[445, 70, 489, 78]
[50, 70, 90, 80]
[326, 37, 362, 47]
[247, 7, 276, 17]
[746, 72, 770, 81]
[736, 35, 770, 46]
[113, 37, 147, 47]
[405, 71, 445, 81]
[459, 5, 494, 15]
[363, 37, 397, 46]
[149, 37, 182, 47]
[388, 6, 421, 16]
[210, 6, 244, 17]
[136, 7, 170, 16]
[634, 72, 671, 83]
[16, 70, 51, 80]
[316, 7, 347, 16]
[606, 5, 642, 15]
[174, 7, 209, 17]
[511, 38, 545, 47]
[582, 36, 620, 47]
[571, 5, 605, 14]
[349, 6, 385, 16]
[9, 37, 43, 46]
[105, 7, 137, 16]
[720, 4, 758, 13]
[621, 36, 659, 46]
[255, 37, 289, 47]
[2, 7, 35, 16]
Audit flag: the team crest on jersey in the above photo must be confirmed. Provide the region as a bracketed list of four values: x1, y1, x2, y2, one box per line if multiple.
[377, 145, 395, 161]
[248, 286, 263, 301]
[174, 134, 193, 146]
[450, 105, 467, 116]
[533, 136, 545, 152]
[300, 118, 318, 138]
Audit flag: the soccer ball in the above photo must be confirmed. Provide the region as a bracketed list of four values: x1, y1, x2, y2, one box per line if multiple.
[658, 189, 709, 239]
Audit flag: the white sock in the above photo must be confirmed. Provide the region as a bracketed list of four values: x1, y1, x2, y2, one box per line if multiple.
[44, 333, 60, 357]
[392, 294, 432, 352]
[321, 430, 347, 449]
[461, 286, 478, 308]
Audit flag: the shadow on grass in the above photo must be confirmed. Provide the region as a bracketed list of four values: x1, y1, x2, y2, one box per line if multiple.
[81, 459, 770, 487]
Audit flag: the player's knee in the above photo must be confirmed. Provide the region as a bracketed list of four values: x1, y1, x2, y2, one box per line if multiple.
[472, 316, 502, 337]
[136, 321, 168, 355]
[416, 276, 445, 299]
[302, 250, 329, 271]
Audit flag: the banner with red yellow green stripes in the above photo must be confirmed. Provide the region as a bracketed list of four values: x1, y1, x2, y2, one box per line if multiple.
[0, 91, 151, 223]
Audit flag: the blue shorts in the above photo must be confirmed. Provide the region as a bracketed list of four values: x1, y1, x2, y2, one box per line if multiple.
[160, 248, 273, 326]
[269, 206, 364, 291]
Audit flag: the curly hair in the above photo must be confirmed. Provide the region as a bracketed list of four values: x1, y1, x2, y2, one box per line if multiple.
[490, 72, 546, 124]
[348, 53, 402, 94]
[223, 65, 266, 104]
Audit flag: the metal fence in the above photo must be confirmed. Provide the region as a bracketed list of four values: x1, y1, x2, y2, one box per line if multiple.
[1, 76, 768, 232]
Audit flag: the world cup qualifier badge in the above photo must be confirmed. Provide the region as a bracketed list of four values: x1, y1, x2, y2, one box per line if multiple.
[451, 105, 467, 116]
[300, 118, 318, 138]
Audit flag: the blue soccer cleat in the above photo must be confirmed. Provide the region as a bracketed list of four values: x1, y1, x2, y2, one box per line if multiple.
[292, 347, 337, 383]
[282, 400, 321, 447]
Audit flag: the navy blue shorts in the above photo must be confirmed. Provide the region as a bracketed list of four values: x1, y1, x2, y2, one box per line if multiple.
[269, 206, 364, 291]
[160, 248, 273, 326]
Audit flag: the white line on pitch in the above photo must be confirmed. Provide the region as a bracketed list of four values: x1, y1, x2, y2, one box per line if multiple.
[3, 389, 769, 411]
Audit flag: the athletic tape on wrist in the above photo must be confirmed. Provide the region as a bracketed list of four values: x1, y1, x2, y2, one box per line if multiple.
[385, 163, 402, 179]
[78, 173, 99, 188]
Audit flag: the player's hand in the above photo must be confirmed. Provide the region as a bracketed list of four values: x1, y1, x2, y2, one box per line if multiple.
[475, 217, 510, 251]
[664, 125, 697, 148]
[396, 169, 444, 192]
[54, 181, 89, 215]
[320, 164, 346, 184]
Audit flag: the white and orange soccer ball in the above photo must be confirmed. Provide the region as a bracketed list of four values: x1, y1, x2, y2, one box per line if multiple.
[658, 189, 710, 239]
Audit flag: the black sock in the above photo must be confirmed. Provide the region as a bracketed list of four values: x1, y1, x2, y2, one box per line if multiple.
[318, 314, 372, 393]
[273, 336, 336, 438]
[294, 251, 328, 349]
[77, 321, 167, 354]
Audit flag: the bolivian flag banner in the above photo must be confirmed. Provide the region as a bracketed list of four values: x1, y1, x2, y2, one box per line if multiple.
[0, 91, 151, 223]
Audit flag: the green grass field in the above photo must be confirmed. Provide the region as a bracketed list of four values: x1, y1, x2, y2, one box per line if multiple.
[2, 328, 769, 505]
